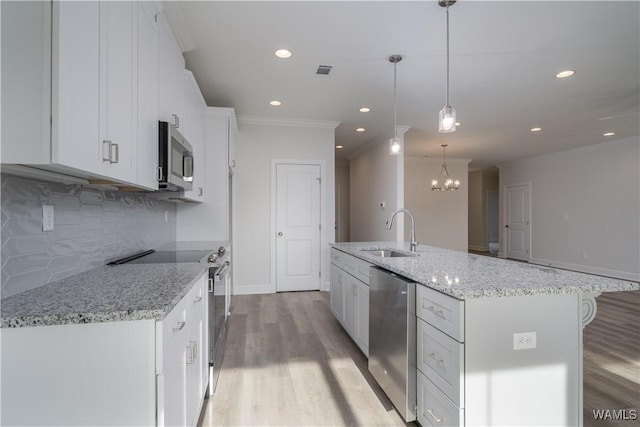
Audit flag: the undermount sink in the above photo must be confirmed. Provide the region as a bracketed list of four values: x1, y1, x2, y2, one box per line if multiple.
[362, 249, 416, 258]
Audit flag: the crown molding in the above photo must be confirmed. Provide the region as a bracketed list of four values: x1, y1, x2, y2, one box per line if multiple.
[237, 115, 340, 130]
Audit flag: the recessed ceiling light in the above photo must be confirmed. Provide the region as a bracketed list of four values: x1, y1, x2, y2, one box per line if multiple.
[269, 100, 282, 106]
[356, 128, 365, 132]
[603, 132, 615, 137]
[555, 70, 575, 79]
[358, 107, 371, 113]
[455, 122, 461, 126]
[530, 127, 542, 132]
[274, 49, 292, 59]
[336, 145, 344, 149]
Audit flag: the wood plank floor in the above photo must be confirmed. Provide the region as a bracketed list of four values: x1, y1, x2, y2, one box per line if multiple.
[201, 291, 410, 427]
[583, 289, 640, 427]
[201, 290, 639, 427]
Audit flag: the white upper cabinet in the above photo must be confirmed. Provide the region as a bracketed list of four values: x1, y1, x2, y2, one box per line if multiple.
[180, 71, 206, 203]
[158, 11, 185, 129]
[1, 1, 162, 190]
[98, 1, 136, 183]
[136, 2, 159, 190]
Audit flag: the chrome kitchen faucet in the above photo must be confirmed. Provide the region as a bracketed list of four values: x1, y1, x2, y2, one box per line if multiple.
[385, 208, 418, 252]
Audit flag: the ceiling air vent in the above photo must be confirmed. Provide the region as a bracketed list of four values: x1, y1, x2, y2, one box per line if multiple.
[316, 65, 333, 75]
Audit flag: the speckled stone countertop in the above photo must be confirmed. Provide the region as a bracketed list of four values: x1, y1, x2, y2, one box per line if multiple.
[1, 241, 229, 328]
[331, 242, 639, 299]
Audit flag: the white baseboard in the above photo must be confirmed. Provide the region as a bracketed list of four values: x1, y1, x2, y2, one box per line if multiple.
[530, 257, 640, 282]
[233, 283, 274, 295]
[468, 245, 490, 252]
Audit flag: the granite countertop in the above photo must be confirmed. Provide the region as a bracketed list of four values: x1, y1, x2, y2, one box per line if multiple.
[1, 241, 230, 328]
[331, 242, 639, 299]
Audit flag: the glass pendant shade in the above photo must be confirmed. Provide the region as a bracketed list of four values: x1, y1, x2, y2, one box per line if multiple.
[389, 136, 401, 155]
[439, 106, 457, 133]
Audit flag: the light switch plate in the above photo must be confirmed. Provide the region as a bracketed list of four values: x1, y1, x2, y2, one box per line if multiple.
[42, 204, 54, 231]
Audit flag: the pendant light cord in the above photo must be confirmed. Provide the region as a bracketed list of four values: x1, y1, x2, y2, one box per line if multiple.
[393, 60, 398, 139]
[445, 5, 450, 107]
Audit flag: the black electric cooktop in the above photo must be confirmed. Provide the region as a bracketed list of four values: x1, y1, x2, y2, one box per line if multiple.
[108, 250, 213, 265]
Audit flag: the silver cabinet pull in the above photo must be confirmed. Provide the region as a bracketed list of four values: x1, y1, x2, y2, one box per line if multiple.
[102, 140, 112, 162]
[427, 305, 445, 317]
[198, 187, 203, 196]
[428, 352, 445, 365]
[172, 114, 179, 128]
[172, 321, 185, 332]
[193, 295, 202, 303]
[157, 166, 164, 181]
[277, 232, 283, 237]
[186, 341, 196, 365]
[427, 409, 442, 423]
[110, 142, 119, 163]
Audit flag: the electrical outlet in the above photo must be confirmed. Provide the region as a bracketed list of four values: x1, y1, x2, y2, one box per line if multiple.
[513, 332, 536, 350]
[42, 205, 54, 232]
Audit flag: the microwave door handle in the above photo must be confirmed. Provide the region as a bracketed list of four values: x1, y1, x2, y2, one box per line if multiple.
[183, 154, 194, 181]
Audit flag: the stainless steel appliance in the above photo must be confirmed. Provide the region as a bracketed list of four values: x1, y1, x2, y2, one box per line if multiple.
[368, 267, 417, 422]
[207, 246, 230, 395]
[158, 121, 194, 191]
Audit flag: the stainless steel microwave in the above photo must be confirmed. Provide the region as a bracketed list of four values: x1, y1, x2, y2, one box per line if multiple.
[158, 121, 193, 191]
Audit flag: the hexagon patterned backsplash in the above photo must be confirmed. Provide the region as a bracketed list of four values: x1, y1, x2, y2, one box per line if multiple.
[0, 174, 176, 299]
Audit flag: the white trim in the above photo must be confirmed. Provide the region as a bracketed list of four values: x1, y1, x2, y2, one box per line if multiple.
[530, 258, 640, 282]
[271, 159, 327, 293]
[238, 115, 340, 129]
[233, 284, 274, 296]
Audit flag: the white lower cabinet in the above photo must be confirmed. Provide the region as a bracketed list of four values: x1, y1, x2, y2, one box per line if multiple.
[417, 371, 463, 427]
[329, 248, 370, 356]
[0, 273, 208, 426]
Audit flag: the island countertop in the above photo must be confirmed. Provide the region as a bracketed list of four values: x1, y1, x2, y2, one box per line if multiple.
[331, 242, 639, 299]
[1, 241, 229, 328]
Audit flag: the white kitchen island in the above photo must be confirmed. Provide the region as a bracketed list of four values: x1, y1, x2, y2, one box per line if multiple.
[330, 242, 639, 427]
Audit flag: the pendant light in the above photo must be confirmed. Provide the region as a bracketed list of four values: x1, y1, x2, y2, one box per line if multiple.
[388, 54, 402, 155]
[438, 0, 457, 133]
[431, 144, 460, 191]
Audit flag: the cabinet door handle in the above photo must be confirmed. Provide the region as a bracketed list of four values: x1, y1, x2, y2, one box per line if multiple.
[157, 166, 164, 181]
[198, 187, 203, 196]
[172, 321, 185, 332]
[172, 114, 180, 129]
[428, 352, 445, 365]
[427, 305, 445, 317]
[186, 341, 196, 365]
[110, 142, 119, 164]
[193, 296, 202, 303]
[208, 278, 214, 292]
[102, 140, 112, 162]
[427, 409, 442, 423]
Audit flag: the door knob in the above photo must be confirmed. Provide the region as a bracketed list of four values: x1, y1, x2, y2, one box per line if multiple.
[277, 232, 283, 237]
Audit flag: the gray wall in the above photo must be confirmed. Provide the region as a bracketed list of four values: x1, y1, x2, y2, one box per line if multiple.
[1, 174, 177, 298]
[499, 136, 639, 281]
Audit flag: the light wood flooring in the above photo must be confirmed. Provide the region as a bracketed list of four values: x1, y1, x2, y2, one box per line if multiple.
[583, 289, 640, 427]
[201, 290, 639, 427]
[201, 291, 410, 427]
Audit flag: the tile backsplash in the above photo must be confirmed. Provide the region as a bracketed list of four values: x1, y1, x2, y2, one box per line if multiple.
[1, 173, 176, 298]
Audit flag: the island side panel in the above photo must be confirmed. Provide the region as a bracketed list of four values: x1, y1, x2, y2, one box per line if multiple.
[464, 293, 581, 426]
[1, 319, 157, 426]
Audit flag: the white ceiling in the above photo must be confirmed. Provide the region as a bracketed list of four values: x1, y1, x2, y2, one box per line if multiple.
[176, 1, 639, 169]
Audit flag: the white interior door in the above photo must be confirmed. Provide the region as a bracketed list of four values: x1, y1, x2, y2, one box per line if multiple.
[505, 184, 531, 261]
[276, 163, 321, 292]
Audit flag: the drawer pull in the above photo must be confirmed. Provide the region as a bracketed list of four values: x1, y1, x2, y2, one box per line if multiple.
[427, 409, 442, 423]
[172, 321, 185, 332]
[427, 305, 445, 317]
[428, 352, 445, 365]
[193, 296, 202, 302]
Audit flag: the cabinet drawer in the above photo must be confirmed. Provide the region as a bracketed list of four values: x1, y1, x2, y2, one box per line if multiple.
[330, 248, 343, 267]
[416, 285, 464, 341]
[162, 296, 188, 349]
[417, 371, 463, 427]
[417, 318, 464, 407]
[342, 252, 372, 285]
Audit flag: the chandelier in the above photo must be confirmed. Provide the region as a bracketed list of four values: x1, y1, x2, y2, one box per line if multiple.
[431, 144, 460, 191]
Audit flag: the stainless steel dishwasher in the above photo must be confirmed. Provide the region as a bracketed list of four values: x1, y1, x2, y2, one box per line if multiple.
[368, 266, 417, 422]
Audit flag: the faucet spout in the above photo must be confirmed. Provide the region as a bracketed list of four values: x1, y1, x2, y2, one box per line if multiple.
[385, 208, 418, 252]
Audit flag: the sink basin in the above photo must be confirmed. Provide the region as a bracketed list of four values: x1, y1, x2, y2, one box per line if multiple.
[362, 249, 415, 258]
